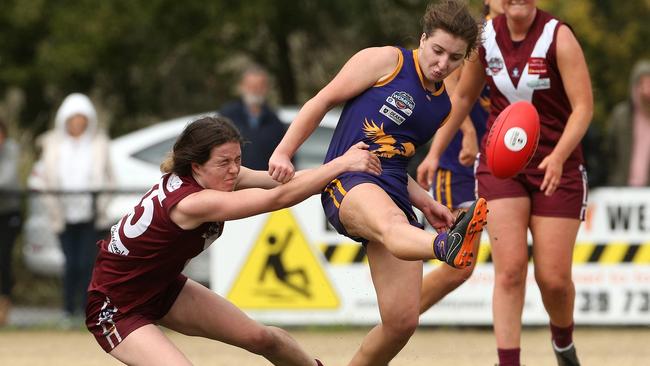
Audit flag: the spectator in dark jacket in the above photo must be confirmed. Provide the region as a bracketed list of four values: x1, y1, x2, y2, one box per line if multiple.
[219, 66, 287, 171]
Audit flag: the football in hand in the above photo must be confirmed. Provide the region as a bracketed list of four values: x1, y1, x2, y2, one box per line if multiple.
[485, 101, 540, 179]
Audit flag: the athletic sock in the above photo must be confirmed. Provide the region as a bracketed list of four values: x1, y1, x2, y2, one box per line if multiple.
[497, 347, 520, 366]
[432, 232, 449, 260]
[550, 322, 574, 349]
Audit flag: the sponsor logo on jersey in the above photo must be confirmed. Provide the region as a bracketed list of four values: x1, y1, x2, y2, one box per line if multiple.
[107, 222, 130, 256]
[386, 91, 414, 116]
[527, 57, 547, 75]
[379, 104, 406, 125]
[526, 78, 551, 90]
[167, 174, 183, 191]
[486, 57, 504, 76]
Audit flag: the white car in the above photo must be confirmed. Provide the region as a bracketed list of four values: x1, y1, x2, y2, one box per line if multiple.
[22, 107, 341, 283]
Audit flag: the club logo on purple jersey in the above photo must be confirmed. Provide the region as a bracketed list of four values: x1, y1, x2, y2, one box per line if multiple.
[487, 57, 504, 76]
[386, 91, 414, 116]
[362, 119, 414, 158]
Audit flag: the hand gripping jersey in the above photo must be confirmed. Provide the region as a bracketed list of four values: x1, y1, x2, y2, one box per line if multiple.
[479, 10, 584, 170]
[323, 46, 451, 209]
[89, 173, 223, 313]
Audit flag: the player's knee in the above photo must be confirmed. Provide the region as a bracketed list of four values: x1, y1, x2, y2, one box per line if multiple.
[536, 274, 573, 298]
[378, 211, 412, 254]
[242, 327, 278, 356]
[495, 265, 527, 290]
[383, 311, 419, 341]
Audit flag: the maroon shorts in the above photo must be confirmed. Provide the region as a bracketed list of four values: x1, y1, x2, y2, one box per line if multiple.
[85, 274, 188, 353]
[476, 155, 588, 220]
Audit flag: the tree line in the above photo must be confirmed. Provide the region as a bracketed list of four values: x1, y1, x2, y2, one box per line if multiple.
[0, 0, 648, 139]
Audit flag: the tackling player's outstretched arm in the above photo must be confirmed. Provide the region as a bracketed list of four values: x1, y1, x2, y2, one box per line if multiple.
[172, 142, 381, 229]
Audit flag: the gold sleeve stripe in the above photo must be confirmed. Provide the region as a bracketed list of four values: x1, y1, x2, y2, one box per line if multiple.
[412, 49, 445, 95]
[374, 48, 404, 87]
[412, 49, 427, 90]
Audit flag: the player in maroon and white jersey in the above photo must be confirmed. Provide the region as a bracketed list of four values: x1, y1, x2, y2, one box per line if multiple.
[85, 116, 381, 366]
[417, 1, 592, 365]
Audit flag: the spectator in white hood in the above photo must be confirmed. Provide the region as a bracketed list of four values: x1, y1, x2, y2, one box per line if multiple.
[37, 92, 114, 323]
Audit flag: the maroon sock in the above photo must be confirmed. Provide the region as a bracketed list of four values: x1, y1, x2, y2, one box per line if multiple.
[315, 359, 324, 366]
[550, 322, 574, 349]
[497, 347, 520, 366]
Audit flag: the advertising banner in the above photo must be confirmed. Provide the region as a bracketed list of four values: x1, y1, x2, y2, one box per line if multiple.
[212, 188, 650, 325]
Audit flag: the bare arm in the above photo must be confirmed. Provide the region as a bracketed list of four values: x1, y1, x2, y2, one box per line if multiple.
[447, 66, 480, 167]
[235, 167, 281, 190]
[407, 175, 454, 232]
[538, 25, 593, 195]
[171, 143, 381, 229]
[235, 166, 325, 190]
[268, 46, 402, 183]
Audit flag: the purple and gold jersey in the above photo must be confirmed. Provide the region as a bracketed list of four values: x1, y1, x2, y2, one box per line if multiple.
[322, 47, 452, 242]
[324, 47, 450, 171]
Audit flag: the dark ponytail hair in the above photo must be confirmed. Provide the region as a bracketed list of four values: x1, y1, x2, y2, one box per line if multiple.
[160, 116, 243, 176]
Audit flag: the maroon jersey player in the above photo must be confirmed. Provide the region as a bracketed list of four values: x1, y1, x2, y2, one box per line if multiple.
[418, 1, 593, 365]
[86, 116, 381, 366]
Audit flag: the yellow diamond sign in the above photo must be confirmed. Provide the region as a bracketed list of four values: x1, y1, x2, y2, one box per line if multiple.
[227, 209, 340, 309]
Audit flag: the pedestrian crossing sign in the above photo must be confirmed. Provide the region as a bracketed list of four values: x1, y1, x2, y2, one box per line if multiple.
[227, 209, 340, 309]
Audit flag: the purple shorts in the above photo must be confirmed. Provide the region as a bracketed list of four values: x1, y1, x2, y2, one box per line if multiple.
[86, 274, 187, 353]
[432, 168, 477, 210]
[476, 154, 588, 220]
[321, 172, 423, 244]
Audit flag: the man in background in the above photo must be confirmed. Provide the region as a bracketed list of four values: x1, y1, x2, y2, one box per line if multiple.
[219, 66, 287, 171]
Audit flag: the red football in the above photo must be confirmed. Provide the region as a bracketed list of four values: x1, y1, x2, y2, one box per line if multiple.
[485, 101, 540, 179]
